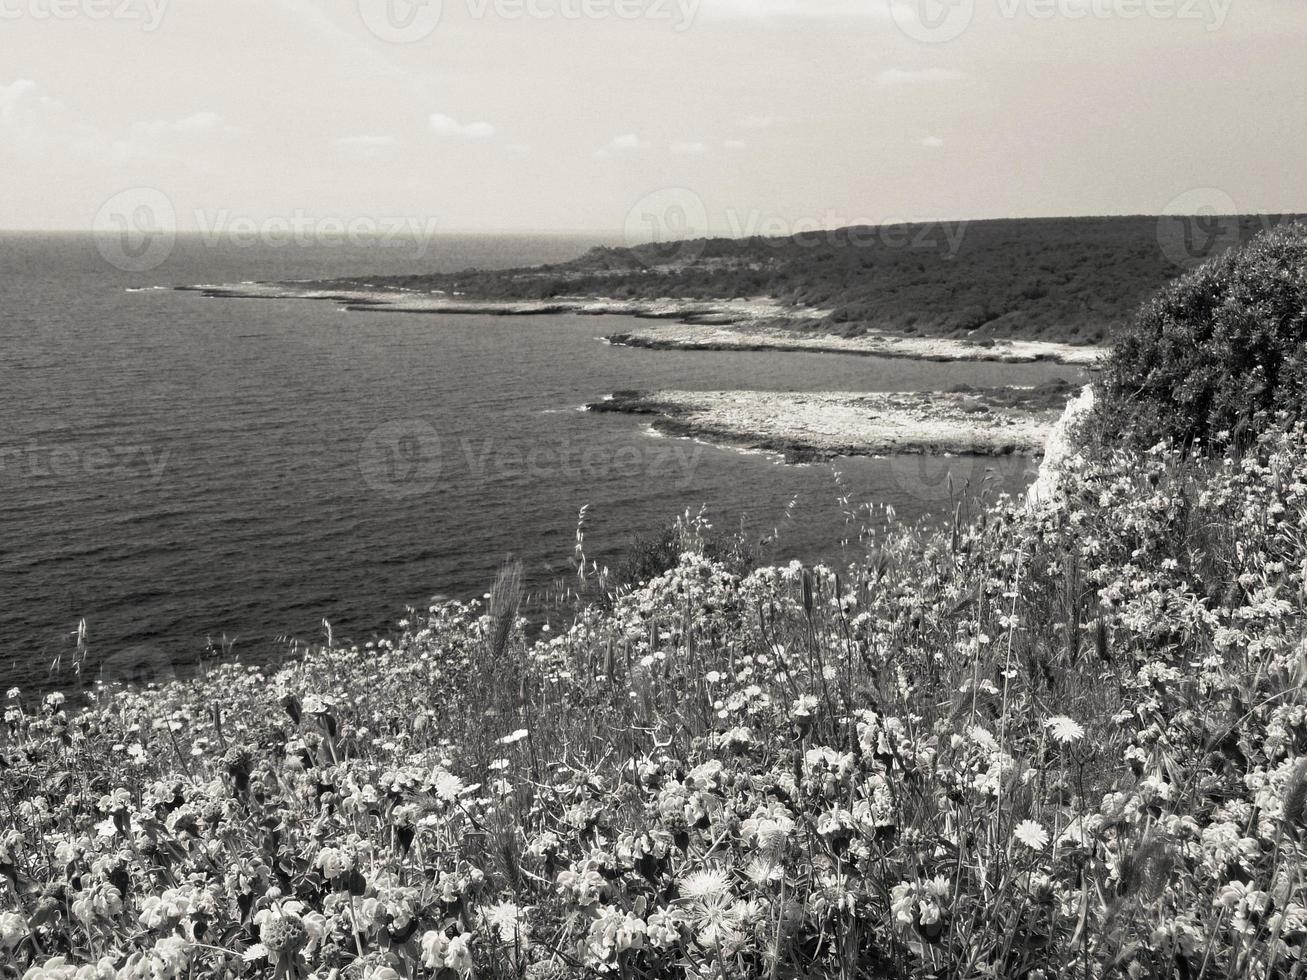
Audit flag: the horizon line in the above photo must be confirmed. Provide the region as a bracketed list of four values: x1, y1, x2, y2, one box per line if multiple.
[2, 209, 1304, 241]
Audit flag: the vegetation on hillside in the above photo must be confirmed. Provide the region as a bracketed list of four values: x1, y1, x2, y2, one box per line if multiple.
[7, 423, 1307, 979]
[5, 229, 1307, 979]
[330, 215, 1300, 345]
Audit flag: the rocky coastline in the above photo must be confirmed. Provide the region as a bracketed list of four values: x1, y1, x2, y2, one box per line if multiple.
[587, 383, 1077, 463]
[177, 282, 1103, 367]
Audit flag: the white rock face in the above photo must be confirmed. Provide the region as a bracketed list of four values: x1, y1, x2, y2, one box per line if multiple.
[1026, 385, 1096, 509]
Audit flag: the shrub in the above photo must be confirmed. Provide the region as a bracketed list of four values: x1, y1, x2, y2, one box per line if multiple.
[607, 513, 756, 597]
[1096, 221, 1307, 450]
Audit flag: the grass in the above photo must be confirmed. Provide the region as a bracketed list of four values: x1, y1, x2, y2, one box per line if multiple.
[4, 420, 1307, 979]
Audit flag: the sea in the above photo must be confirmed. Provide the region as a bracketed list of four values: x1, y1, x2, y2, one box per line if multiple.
[0, 232, 1079, 691]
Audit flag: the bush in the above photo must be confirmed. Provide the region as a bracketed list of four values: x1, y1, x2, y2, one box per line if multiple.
[607, 513, 756, 597]
[1096, 222, 1307, 450]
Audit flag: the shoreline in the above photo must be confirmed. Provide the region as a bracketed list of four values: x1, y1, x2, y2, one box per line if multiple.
[586, 385, 1072, 463]
[177, 282, 823, 322]
[606, 322, 1103, 367]
[176, 282, 1103, 367]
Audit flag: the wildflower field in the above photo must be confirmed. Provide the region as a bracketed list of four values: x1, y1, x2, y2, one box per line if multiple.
[6, 229, 1307, 979]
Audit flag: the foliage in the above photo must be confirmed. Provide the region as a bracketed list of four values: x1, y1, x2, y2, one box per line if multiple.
[326, 216, 1298, 345]
[1095, 223, 1307, 451]
[6, 420, 1307, 978]
[606, 513, 757, 600]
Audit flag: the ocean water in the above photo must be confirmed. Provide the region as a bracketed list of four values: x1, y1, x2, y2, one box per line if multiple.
[0, 233, 1079, 691]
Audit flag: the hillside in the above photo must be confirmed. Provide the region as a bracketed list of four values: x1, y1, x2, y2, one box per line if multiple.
[6, 227, 1307, 980]
[322, 214, 1300, 345]
[6, 415, 1307, 979]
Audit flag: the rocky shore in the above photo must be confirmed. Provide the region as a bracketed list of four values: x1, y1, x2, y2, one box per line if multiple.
[178, 282, 824, 324]
[588, 383, 1075, 462]
[606, 322, 1103, 367]
[177, 283, 1102, 366]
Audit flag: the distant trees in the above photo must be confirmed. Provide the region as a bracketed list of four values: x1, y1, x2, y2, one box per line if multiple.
[337, 216, 1302, 347]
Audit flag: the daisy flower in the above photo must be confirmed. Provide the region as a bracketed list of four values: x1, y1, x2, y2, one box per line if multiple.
[744, 856, 782, 887]
[687, 897, 750, 951]
[485, 901, 529, 945]
[1014, 819, 1049, 850]
[430, 768, 466, 802]
[1045, 715, 1085, 745]
[678, 867, 732, 902]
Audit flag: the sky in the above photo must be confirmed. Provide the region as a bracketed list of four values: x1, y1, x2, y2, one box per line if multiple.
[1, 0, 1304, 240]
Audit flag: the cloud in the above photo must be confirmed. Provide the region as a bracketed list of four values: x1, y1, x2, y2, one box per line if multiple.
[921, 136, 945, 148]
[736, 114, 777, 130]
[337, 134, 399, 149]
[0, 79, 88, 158]
[108, 112, 239, 163]
[697, 0, 892, 21]
[0, 81, 233, 166]
[724, 139, 746, 150]
[1, 78, 54, 117]
[123, 112, 237, 142]
[336, 134, 400, 160]
[172, 112, 227, 135]
[671, 141, 707, 156]
[429, 113, 495, 139]
[594, 133, 648, 158]
[876, 68, 966, 86]
[268, 0, 437, 95]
